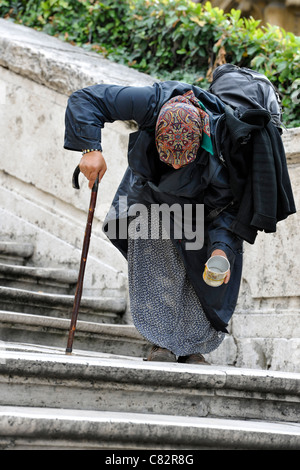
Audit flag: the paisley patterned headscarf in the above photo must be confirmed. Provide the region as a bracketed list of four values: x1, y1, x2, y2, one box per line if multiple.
[155, 90, 213, 166]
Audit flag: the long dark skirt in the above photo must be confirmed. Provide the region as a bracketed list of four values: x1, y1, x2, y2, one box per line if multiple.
[127, 207, 224, 357]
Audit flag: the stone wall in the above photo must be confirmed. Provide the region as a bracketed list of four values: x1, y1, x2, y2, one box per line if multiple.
[209, 0, 300, 35]
[0, 19, 155, 302]
[0, 19, 299, 371]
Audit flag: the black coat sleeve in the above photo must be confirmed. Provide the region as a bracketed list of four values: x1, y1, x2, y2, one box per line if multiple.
[64, 83, 161, 151]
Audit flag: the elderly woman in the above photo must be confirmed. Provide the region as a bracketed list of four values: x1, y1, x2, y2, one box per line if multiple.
[64, 81, 243, 364]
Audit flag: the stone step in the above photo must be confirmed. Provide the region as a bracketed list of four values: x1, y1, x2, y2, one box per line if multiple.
[0, 286, 126, 323]
[0, 344, 299, 426]
[0, 262, 78, 294]
[0, 241, 34, 265]
[0, 312, 149, 357]
[0, 406, 299, 450]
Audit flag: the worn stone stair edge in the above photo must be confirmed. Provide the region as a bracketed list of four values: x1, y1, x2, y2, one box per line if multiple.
[1, 345, 299, 395]
[0, 311, 144, 340]
[0, 286, 126, 312]
[0, 242, 34, 259]
[0, 262, 78, 284]
[0, 341, 143, 362]
[0, 406, 299, 450]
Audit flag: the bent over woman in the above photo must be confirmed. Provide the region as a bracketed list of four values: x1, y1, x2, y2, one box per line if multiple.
[64, 80, 243, 364]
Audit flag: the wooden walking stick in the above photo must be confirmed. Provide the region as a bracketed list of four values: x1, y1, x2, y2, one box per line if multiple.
[66, 165, 99, 354]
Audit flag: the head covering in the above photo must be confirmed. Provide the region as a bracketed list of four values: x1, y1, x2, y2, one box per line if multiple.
[155, 90, 213, 167]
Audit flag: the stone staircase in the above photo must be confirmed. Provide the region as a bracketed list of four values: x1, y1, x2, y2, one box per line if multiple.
[0, 240, 299, 450]
[0, 240, 148, 357]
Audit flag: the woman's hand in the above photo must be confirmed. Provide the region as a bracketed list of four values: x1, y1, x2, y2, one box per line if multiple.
[79, 150, 107, 189]
[211, 249, 231, 284]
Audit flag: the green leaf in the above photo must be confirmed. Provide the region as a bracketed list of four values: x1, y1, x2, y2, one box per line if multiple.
[1, 0, 298, 128]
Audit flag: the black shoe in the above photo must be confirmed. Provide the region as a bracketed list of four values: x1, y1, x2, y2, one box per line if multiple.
[178, 353, 210, 365]
[146, 345, 176, 362]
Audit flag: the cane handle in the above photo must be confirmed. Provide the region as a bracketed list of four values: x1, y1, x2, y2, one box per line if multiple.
[72, 165, 99, 192]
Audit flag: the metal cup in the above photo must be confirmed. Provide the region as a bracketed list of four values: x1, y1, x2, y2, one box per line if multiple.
[203, 255, 230, 287]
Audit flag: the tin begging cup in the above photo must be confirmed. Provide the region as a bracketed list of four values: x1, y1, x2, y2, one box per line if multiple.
[203, 255, 230, 287]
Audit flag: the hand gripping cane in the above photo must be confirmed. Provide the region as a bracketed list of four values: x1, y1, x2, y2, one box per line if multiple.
[66, 165, 99, 354]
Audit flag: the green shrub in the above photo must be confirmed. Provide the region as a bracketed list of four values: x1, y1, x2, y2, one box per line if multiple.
[1, 0, 299, 127]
